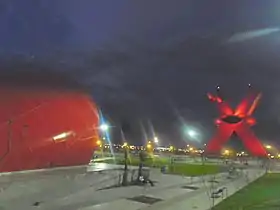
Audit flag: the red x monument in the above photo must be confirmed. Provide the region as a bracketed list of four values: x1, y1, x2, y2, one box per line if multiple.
[205, 85, 267, 157]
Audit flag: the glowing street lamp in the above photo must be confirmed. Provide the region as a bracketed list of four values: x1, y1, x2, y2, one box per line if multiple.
[97, 140, 102, 146]
[224, 149, 230, 155]
[146, 142, 153, 154]
[154, 136, 159, 144]
[184, 127, 201, 142]
[188, 129, 197, 138]
[265, 145, 272, 149]
[96, 139, 104, 157]
[122, 142, 128, 148]
[100, 123, 109, 132]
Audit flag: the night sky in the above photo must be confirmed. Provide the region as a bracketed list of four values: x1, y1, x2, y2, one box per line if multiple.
[1, 0, 280, 148]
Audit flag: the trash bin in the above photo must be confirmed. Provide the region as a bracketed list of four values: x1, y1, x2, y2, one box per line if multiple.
[161, 165, 168, 173]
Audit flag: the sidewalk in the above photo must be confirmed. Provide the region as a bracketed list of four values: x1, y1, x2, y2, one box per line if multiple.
[77, 169, 265, 210]
[1, 166, 262, 210]
[41, 171, 227, 210]
[145, 169, 265, 210]
[75, 172, 234, 210]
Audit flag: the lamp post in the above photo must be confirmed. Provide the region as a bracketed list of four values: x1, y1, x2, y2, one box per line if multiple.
[122, 142, 129, 172]
[99, 123, 109, 132]
[98, 123, 109, 158]
[96, 139, 104, 158]
[154, 136, 159, 144]
[122, 142, 129, 186]
[265, 145, 272, 149]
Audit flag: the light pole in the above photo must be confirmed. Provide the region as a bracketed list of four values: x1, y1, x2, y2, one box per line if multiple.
[122, 143, 129, 186]
[154, 136, 159, 144]
[97, 123, 109, 158]
[188, 130, 197, 138]
[99, 123, 109, 132]
[265, 145, 272, 149]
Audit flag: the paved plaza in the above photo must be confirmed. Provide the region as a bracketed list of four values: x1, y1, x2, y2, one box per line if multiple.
[0, 162, 269, 210]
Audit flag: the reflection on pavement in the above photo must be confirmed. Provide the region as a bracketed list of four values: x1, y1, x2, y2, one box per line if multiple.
[87, 163, 146, 172]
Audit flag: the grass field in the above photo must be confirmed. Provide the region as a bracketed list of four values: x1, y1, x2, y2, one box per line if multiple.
[94, 155, 220, 176]
[213, 173, 280, 210]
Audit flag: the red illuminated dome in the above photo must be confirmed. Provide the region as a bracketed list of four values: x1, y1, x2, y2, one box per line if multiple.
[0, 71, 100, 173]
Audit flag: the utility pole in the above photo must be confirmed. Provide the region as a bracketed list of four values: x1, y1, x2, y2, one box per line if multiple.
[122, 145, 129, 186]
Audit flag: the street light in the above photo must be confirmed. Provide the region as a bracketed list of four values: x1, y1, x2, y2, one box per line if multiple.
[188, 129, 197, 138]
[265, 145, 272, 149]
[147, 141, 153, 149]
[100, 123, 109, 132]
[146, 142, 154, 157]
[97, 140, 102, 146]
[224, 149, 230, 155]
[154, 136, 159, 143]
[122, 142, 128, 148]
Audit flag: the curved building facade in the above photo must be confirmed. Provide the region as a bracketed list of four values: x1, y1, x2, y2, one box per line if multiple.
[0, 88, 99, 173]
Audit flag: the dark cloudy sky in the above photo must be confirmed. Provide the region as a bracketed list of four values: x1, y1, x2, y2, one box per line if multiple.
[1, 0, 280, 147]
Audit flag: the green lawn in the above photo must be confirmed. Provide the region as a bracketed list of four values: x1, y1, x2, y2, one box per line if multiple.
[94, 155, 220, 176]
[168, 163, 219, 176]
[213, 173, 280, 210]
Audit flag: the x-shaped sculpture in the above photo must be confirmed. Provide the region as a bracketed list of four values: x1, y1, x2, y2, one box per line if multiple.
[206, 88, 267, 157]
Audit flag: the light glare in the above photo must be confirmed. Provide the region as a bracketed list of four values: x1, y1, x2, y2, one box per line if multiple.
[100, 124, 109, 131]
[188, 130, 196, 138]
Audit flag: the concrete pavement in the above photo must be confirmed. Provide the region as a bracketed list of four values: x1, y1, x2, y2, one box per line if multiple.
[76, 169, 265, 210]
[0, 161, 268, 210]
[0, 162, 228, 210]
[37, 171, 228, 210]
[145, 169, 265, 210]
[74, 173, 229, 210]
